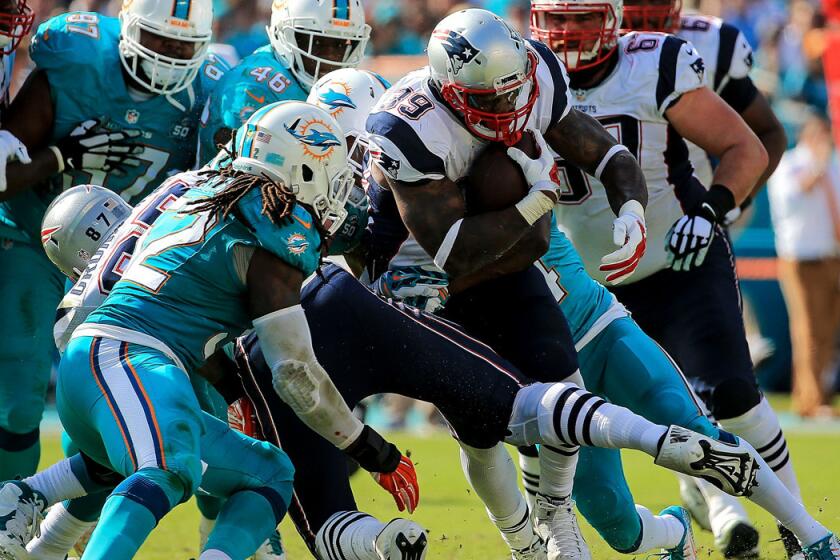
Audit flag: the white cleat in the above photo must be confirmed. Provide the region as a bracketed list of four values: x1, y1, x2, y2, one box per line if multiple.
[0, 481, 48, 560]
[374, 519, 428, 560]
[511, 535, 547, 560]
[655, 427, 758, 496]
[716, 518, 759, 558]
[533, 494, 591, 560]
[678, 476, 711, 532]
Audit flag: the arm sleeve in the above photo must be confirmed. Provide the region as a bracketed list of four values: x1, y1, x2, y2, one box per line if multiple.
[366, 111, 447, 183]
[656, 36, 708, 115]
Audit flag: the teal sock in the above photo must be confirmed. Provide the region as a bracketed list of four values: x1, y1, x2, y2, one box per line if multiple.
[82, 495, 158, 560]
[205, 489, 287, 559]
[0, 436, 40, 479]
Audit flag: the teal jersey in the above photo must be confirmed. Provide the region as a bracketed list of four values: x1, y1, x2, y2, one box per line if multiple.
[0, 12, 229, 243]
[84, 171, 321, 372]
[198, 45, 307, 165]
[539, 213, 616, 345]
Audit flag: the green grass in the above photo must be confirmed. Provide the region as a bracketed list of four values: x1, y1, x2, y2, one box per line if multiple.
[39, 399, 840, 559]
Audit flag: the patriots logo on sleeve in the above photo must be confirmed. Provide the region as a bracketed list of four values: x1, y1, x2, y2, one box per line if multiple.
[432, 29, 480, 75]
[690, 58, 706, 81]
[369, 149, 401, 177]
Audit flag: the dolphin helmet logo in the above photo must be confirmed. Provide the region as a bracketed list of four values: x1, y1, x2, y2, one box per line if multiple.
[285, 117, 342, 161]
[318, 87, 357, 114]
[432, 29, 480, 75]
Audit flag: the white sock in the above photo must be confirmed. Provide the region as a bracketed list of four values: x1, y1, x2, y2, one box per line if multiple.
[518, 447, 540, 514]
[739, 439, 827, 547]
[538, 445, 578, 498]
[586, 401, 667, 456]
[316, 511, 383, 560]
[26, 502, 96, 560]
[23, 460, 87, 506]
[695, 478, 751, 537]
[460, 443, 537, 551]
[633, 505, 684, 553]
[719, 397, 802, 501]
[199, 550, 232, 560]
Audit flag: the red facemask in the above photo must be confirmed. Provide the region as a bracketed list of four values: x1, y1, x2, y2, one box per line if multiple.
[440, 50, 539, 146]
[0, 0, 34, 55]
[530, 3, 619, 72]
[622, 0, 682, 33]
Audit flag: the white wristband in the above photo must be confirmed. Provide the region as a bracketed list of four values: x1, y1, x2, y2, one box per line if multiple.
[515, 191, 555, 226]
[433, 218, 463, 270]
[595, 145, 631, 180]
[618, 199, 645, 220]
[48, 145, 65, 174]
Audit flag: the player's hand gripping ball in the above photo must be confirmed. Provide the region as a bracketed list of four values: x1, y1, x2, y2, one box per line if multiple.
[373, 455, 420, 514]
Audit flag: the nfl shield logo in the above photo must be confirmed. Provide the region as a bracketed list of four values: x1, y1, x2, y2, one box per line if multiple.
[125, 109, 140, 124]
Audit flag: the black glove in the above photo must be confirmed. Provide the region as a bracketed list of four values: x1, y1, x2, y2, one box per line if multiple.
[53, 119, 143, 174]
[667, 184, 735, 272]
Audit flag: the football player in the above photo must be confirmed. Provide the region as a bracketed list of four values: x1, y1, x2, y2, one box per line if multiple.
[363, 8, 652, 558]
[622, 1, 797, 555]
[0, 0, 35, 191]
[0, 102, 420, 560]
[197, 0, 371, 163]
[527, 1, 838, 559]
[0, 0, 229, 484]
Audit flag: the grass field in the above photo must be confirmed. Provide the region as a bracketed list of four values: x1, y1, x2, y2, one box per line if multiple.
[38, 397, 840, 559]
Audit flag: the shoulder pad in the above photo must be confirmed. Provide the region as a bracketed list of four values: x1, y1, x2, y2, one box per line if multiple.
[30, 12, 117, 70]
[528, 40, 573, 127]
[716, 22, 753, 88]
[654, 35, 706, 115]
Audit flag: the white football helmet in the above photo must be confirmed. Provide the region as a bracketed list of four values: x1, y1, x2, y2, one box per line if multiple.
[428, 8, 538, 146]
[119, 0, 213, 95]
[267, 0, 370, 90]
[41, 185, 132, 279]
[306, 68, 390, 183]
[530, 0, 623, 71]
[232, 101, 354, 235]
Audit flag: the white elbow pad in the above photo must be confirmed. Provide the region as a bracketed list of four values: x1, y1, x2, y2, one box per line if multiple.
[252, 305, 364, 449]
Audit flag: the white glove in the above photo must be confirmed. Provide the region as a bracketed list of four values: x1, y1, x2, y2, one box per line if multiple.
[506, 129, 559, 197]
[0, 130, 31, 193]
[667, 203, 717, 271]
[600, 200, 646, 285]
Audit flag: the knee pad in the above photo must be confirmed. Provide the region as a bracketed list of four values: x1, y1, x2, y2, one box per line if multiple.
[710, 378, 761, 420]
[111, 469, 184, 524]
[0, 426, 39, 452]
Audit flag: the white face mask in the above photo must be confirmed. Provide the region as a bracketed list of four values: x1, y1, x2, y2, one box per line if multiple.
[139, 58, 191, 90]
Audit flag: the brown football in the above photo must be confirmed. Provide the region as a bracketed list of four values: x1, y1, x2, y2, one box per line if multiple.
[464, 132, 538, 214]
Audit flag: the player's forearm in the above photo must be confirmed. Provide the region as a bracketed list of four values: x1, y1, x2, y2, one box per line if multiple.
[599, 151, 649, 215]
[1, 148, 61, 201]
[438, 207, 536, 278]
[751, 123, 787, 194]
[450, 214, 550, 293]
[712, 139, 768, 205]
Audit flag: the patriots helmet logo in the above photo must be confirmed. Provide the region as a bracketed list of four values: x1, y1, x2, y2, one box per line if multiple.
[285, 117, 343, 161]
[432, 29, 480, 75]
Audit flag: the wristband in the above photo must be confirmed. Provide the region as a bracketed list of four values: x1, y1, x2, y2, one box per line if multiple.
[343, 425, 401, 473]
[515, 191, 555, 226]
[48, 145, 65, 174]
[703, 184, 736, 222]
[595, 145, 631, 180]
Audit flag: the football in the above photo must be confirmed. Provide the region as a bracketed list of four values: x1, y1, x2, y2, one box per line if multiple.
[464, 131, 538, 213]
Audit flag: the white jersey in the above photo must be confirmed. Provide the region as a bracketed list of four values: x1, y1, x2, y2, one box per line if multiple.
[553, 32, 707, 285]
[365, 39, 574, 271]
[53, 174, 193, 351]
[678, 14, 756, 187]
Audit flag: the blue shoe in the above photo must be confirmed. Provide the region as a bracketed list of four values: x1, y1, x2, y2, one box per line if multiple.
[803, 534, 840, 560]
[253, 528, 286, 560]
[0, 480, 48, 558]
[660, 506, 697, 560]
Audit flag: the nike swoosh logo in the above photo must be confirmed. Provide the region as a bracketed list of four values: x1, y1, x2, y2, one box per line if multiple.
[246, 90, 265, 104]
[293, 215, 311, 229]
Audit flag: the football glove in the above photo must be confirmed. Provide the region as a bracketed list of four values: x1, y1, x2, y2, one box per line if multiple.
[373, 265, 450, 313]
[372, 455, 420, 514]
[600, 200, 646, 285]
[53, 119, 143, 174]
[668, 185, 735, 272]
[0, 130, 31, 192]
[506, 129, 559, 198]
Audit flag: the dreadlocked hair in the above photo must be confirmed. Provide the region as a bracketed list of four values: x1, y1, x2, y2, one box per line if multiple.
[187, 145, 297, 226]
